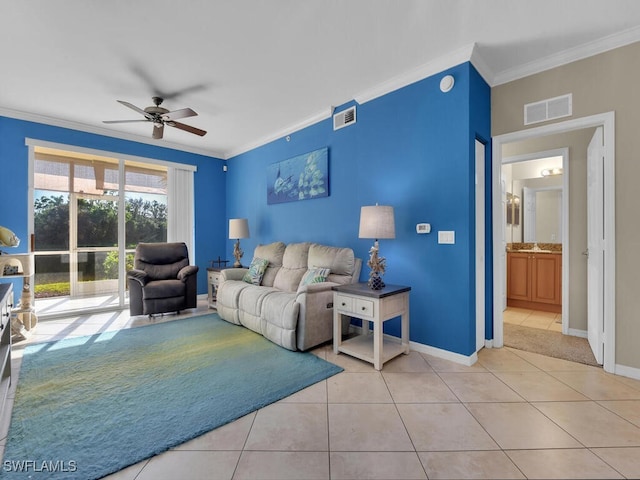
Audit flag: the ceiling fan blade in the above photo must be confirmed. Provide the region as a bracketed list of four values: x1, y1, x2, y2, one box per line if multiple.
[166, 121, 207, 137]
[152, 123, 164, 139]
[103, 119, 150, 124]
[127, 64, 207, 100]
[117, 100, 154, 120]
[162, 107, 197, 121]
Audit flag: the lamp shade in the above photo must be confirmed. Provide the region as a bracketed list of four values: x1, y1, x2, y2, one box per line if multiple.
[229, 218, 250, 239]
[358, 205, 395, 239]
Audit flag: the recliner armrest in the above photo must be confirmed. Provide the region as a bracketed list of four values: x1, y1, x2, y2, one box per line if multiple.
[127, 269, 149, 287]
[178, 265, 199, 281]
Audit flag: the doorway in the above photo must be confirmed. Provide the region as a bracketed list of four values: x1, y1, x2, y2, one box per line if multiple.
[492, 112, 616, 373]
[502, 150, 568, 332]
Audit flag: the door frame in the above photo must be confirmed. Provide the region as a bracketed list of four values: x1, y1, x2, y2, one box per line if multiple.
[476, 139, 486, 352]
[503, 149, 569, 336]
[492, 112, 615, 373]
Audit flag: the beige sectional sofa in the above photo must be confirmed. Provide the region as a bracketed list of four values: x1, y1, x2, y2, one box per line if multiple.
[216, 242, 362, 351]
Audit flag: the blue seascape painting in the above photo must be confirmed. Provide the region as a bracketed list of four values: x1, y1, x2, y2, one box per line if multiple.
[267, 147, 329, 204]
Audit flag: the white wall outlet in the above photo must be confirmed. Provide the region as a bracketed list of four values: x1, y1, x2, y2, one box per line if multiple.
[416, 223, 431, 234]
[438, 231, 455, 244]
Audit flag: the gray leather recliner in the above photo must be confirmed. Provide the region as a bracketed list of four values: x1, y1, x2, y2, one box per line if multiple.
[128, 242, 199, 316]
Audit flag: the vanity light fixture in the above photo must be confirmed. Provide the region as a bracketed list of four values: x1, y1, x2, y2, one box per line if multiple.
[541, 167, 563, 177]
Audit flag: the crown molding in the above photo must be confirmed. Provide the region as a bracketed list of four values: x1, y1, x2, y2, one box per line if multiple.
[0, 106, 225, 159]
[228, 43, 481, 159]
[469, 44, 495, 86]
[354, 43, 476, 104]
[493, 24, 640, 86]
[226, 107, 333, 159]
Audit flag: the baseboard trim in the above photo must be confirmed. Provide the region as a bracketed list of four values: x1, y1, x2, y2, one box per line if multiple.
[347, 325, 478, 366]
[614, 363, 640, 381]
[409, 341, 478, 367]
[567, 328, 588, 338]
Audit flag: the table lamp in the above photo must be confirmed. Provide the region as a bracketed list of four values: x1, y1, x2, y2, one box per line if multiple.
[229, 218, 250, 268]
[358, 204, 395, 290]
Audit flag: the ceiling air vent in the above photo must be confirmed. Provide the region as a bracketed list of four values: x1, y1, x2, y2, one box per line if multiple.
[333, 105, 356, 131]
[524, 93, 572, 125]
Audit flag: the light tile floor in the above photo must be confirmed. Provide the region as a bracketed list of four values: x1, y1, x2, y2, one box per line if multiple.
[3, 302, 640, 479]
[503, 307, 563, 332]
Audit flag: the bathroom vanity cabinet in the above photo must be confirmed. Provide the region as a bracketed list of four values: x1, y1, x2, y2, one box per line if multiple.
[507, 251, 561, 313]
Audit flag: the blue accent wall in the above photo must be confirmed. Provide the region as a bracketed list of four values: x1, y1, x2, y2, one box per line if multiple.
[226, 62, 491, 357]
[0, 116, 225, 294]
[0, 60, 492, 358]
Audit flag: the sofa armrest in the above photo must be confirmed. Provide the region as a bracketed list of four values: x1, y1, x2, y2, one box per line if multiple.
[295, 281, 339, 297]
[127, 269, 149, 287]
[220, 268, 248, 282]
[178, 264, 199, 281]
[295, 281, 345, 351]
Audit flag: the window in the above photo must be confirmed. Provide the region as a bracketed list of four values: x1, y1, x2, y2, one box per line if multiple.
[32, 146, 170, 313]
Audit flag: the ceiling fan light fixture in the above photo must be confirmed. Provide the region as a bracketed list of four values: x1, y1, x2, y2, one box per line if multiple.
[103, 97, 207, 139]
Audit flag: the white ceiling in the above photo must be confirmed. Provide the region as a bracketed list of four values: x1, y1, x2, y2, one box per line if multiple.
[2, 1, 640, 159]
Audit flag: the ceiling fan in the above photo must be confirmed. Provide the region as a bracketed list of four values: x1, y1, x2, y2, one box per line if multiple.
[103, 96, 207, 139]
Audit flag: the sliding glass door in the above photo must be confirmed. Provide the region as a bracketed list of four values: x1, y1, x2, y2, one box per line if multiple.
[32, 147, 168, 315]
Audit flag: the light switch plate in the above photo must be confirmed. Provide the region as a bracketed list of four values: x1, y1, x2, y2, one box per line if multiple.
[438, 231, 455, 244]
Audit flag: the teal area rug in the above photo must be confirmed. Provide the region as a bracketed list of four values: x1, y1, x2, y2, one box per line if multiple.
[2, 314, 342, 479]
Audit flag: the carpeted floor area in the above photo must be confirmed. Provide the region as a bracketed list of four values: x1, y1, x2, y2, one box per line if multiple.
[503, 323, 599, 367]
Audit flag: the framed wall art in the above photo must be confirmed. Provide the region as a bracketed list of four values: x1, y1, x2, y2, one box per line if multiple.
[267, 147, 329, 205]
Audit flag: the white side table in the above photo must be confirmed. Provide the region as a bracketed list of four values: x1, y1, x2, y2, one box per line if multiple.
[333, 283, 411, 370]
[207, 268, 222, 309]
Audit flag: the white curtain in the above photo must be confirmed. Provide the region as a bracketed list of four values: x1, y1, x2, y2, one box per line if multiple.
[167, 167, 196, 262]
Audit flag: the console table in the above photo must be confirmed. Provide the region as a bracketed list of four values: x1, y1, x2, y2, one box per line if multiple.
[332, 283, 410, 370]
[0, 253, 37, 340]
[0, 283, 13, 420]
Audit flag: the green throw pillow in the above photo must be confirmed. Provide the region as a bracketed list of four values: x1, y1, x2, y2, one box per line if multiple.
[242, 257, 269, 285]
[300, 267, 330, 286]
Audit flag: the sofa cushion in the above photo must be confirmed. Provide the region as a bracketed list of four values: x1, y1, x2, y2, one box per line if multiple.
[253, 242, 286, 287]
[261, 291, 299, 351]
[308, 244, 356, 284]
[216, 280, 252, 325]
[238, 284, 278, 334]
[273, 242, 310, 292]
[300, 267, 330, 286]
[142, 279, 185, 299]
[242, 257, 269, 285]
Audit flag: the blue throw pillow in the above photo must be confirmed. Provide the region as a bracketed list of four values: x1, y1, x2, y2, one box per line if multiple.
[300, 267, 330, 286]
[242, 257, 269, 285]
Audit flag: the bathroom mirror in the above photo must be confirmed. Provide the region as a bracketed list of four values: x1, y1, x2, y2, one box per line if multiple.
[503, 159, 563, 244]
[522, 186, 562, 243]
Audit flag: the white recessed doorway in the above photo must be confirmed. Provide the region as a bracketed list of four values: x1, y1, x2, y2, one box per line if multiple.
[492, 112, 615, 373]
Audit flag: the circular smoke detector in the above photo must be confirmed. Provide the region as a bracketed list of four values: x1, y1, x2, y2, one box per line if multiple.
[440, 75, 455, 93]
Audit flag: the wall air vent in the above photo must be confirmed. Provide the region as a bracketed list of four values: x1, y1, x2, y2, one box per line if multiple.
[333, 105, 356, 131]
[524, 93, 572, 125]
